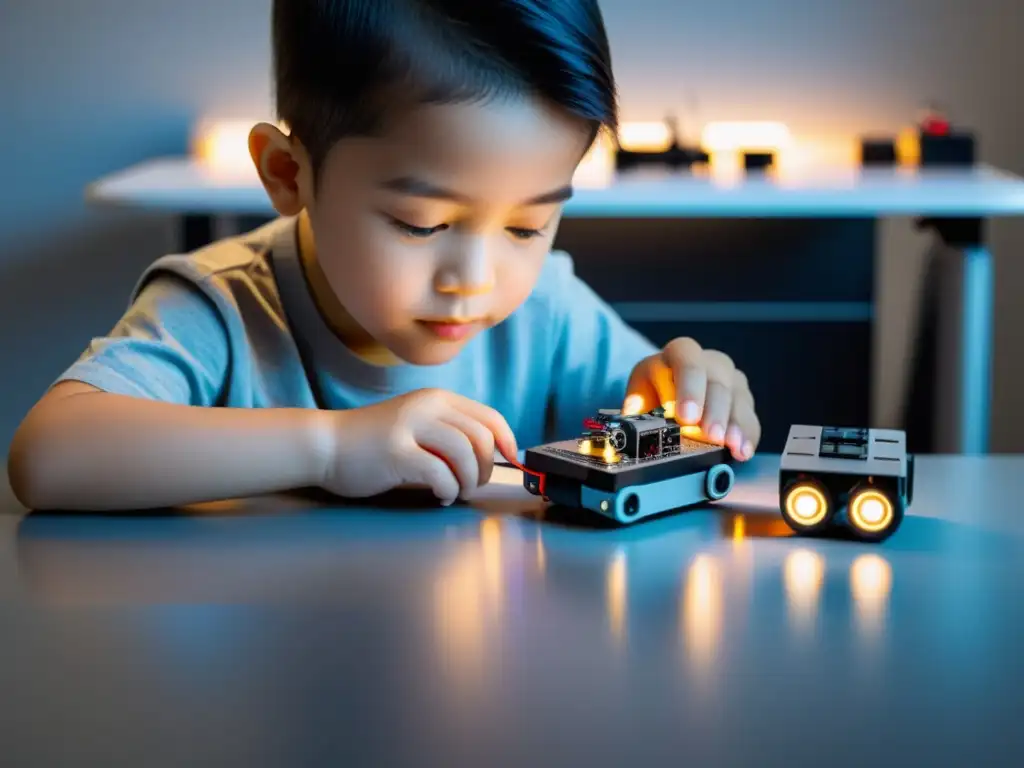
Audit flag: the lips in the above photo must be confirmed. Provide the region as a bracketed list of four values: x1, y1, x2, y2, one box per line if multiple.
[417, 319, 482, 341]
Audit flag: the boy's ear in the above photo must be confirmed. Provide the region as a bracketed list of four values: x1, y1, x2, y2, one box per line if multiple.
[248, 122, 313, 216]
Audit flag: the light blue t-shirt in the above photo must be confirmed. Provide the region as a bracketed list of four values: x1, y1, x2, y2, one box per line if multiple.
[56, 216, 657, 449]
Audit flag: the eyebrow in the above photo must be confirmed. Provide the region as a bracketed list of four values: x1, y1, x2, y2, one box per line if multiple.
[380, 176, 574, 206]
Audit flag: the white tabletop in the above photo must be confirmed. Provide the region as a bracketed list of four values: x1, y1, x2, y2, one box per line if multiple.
[86, 156, 1024, 218]
[6, 456, 1024, 765]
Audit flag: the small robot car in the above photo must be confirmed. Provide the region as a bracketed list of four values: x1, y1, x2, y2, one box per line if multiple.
[779, 425, 914, 543]
[522, 408, 736, 525]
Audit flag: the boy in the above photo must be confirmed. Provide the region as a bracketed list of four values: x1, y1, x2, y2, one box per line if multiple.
[8, 0, 760, 511]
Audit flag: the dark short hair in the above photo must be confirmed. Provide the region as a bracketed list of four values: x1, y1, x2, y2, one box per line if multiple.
[272, 0, 617, 177]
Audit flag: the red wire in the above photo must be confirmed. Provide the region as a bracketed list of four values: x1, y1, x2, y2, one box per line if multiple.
[505, 457, 546, 496]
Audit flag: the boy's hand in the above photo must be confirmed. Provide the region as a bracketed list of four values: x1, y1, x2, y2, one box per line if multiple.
[320, 389, 518, 505]
[622, 337, 760, 461]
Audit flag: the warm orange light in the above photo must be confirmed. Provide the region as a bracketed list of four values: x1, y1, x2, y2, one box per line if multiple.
[784, 549, 824, 635]
[851, 554, 892, 641]
[681, 554, 722, 670]
[618, 121, 673, 152]
[784, 484, 829, 527]
[577, 438, 621, 463]
[701, 121, 791, 177]
[732, 514, 746, 541]
[785, 549, 825, 600]
[896, 126, 921, 166]
[606, 548, 627, 646]
[701, 121, 791, 152]
[192, 118, 286, 176]
[480, 517, 503, 610]
[602, 441, 619, 463]
[432, 543, 486, 692]
[680, 425, 703, 439]
[848, 489, 894, 534]
[851, 554, 892, 603]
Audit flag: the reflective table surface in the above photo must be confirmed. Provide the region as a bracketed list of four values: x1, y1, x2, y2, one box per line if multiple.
[2, 455, 1023, 766]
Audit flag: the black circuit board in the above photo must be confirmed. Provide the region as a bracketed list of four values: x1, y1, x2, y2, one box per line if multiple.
[535, 437, 720, 474]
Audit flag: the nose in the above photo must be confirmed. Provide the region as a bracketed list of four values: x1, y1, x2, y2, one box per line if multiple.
[434, 233, 495, 296]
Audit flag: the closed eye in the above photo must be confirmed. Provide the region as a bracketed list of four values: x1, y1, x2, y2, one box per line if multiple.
[386, 215, 546, 241]
[507, 227, 544, 240]
[388, 217, 448, 238]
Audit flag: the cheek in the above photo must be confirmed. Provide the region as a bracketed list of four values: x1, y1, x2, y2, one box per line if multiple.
[494, 247, 548, 312]
[314, 217, 430, 324]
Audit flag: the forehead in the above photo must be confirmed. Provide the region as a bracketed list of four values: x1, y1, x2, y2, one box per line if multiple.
[322, 97, 593, 202]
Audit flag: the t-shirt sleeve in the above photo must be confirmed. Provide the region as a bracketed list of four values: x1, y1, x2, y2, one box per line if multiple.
[545, 254, 659, 438]
[54, 273, 230, 406]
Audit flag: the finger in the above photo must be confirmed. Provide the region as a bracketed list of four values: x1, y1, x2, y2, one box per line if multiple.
[627, 353, 678, 418]
[724, 371, 755, 454]
[728, 395, 761, 461]
[401, 446, 461, 506]
[734, 368, 754, 410]
[699, 350, 738, 440]
[661, 338, 706, 424]
[623, 357, 661, 416]
[415, 421, 479, 499]
[703, 349, 738, 385]
[449, 395, 518, 463]
[442, 408, 496, 487]
[700, 380, 732, 445]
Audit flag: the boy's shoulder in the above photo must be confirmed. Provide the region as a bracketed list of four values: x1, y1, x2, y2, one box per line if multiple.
[133, 218, 287, 301]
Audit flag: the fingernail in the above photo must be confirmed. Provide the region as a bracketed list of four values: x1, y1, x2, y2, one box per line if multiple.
[742, 441, 753, 459]
[725, 426, 742, 449]
[623, 394, 644, 415]
[709, 424, 726, 444]
[682, 401, 700, 423]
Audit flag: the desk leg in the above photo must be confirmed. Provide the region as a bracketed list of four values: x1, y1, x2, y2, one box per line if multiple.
[916, 217, 993, 454]
[959, 245, 994, 454]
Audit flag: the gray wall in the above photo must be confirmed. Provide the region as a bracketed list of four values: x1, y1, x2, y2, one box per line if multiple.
[2, 0, 1022, 506]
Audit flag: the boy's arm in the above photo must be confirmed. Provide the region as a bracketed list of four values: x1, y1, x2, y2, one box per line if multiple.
[544, 254, 658, 439]
[8, 276, 333, 511]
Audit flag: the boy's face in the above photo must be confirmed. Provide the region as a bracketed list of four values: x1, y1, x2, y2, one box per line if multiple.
[259, 97, 593, 366]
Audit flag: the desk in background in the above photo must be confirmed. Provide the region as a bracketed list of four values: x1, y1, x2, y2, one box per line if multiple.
[3, 455, 1024, 764]
[86, 159, 1024, 454]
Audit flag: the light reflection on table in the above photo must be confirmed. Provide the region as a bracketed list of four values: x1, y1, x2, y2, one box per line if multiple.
[3, 456, 1024, 764]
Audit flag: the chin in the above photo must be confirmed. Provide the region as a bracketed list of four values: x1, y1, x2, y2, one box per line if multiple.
[396, 342, 467, 366]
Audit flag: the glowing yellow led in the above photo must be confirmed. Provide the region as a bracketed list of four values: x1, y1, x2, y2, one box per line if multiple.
[577, 436, 620, 463]
[603, 442, 619, 463]
[662, 400, 676, 420]
[784, 484, 829, 527]
[849, 489, 894, 533]
[680, 425, 703, 439]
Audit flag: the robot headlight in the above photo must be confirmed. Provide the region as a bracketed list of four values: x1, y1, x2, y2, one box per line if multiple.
[849, 489, 894, 533]
[784, 483, 829, 527]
